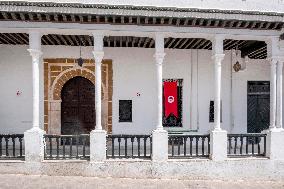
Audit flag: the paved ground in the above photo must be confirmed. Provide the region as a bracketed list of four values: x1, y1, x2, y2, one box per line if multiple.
[0, 174, 283, 189]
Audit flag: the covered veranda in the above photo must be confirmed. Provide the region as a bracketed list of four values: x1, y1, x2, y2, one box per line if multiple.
[0, 1, 283, 173]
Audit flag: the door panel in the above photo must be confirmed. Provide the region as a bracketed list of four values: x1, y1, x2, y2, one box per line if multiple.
[247, 81, 270, 133]
[61, 76, 96, 135]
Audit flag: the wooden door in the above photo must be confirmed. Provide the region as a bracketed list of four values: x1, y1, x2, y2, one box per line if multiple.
[247, 81, 270, 133]
[61, 76, 96, 135]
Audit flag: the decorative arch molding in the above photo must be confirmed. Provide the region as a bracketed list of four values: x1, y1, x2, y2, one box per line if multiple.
[44, 59, 113, 135]
[50, 66, 107, 101]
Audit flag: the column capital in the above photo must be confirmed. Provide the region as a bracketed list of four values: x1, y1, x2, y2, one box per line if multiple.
[28, 31, 42, 50]
[155, 33, 165, 41]
[155, 33, 165, 54]
[93, 33, 104, 52]
[211, 35, 225, 55]
[266, 37, 282, 57]
[27, 49, 42, 62]
[268, 56, 283, 65]
[92, 30, 107, 36]
[28, 30, 42, 38]
[279, 38, 284, 49]
[154, 52, 166, 65]
[264, 36, 279, 45]
[208, 34, 225, 42]
[211, 53, 225, 63]
[278, 59, 284, 66]
[92, 51, 104, 64]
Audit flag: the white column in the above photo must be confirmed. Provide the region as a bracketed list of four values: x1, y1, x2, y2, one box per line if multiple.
[155, 34, 165, 130]
[24, 31, 45, 162]
[270, 58, 277, 130]
[29, 32, 42, 129]
[90, 33, 106, 162]
[152, 33, 168, 161]
[276, 60, 283, 129]
[211, 35, 225, 131]
[212, 54, 225, 130]
[266, 37, 284, 160]
[209, 35, 227, 161]
[93, 34, 104, 131]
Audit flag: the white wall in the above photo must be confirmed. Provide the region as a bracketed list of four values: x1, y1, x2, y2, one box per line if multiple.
[0, 45, 33, 133]
[232, 59, 270, 133]
[0, 45, 270, 134]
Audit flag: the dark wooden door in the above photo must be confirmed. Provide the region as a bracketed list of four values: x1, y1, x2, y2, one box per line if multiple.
[61, 76, 96, 135]
[247, 81, 270, 133]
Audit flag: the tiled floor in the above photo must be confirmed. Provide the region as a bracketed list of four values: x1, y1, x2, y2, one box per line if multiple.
[0, 174, 283, 189]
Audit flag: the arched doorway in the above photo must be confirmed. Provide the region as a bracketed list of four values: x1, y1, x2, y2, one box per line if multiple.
[61, 76, 96, 135]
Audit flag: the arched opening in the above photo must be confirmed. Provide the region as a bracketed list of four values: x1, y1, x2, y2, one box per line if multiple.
[61, 76, 96, 135]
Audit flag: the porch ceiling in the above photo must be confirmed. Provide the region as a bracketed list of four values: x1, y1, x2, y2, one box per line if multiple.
[0, 33, 267, 59]
[0, 11, 282, 31]
[0, 1, 283, 31]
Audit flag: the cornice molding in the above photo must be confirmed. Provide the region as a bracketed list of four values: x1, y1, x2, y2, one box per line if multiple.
[0, 1, 283, 23]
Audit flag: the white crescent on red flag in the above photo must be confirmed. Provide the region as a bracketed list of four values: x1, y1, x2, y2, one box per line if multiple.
[163, 81, 178, 118]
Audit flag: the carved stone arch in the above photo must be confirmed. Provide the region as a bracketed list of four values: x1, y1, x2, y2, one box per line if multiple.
[48, 66, 108, 135]
[51, 67, 107, 101]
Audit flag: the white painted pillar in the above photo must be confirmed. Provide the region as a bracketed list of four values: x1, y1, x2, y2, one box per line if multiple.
[24, 31, 45, 162]
[93, 36, 104, 131]
[90, 33, 106, 162]
[266, 37, 284, 160]
[212, 53, 225, 131]
[209, 35, 227, 161]
[211, 36, 225, 131]
[152, 33, 168, 162]
[276, 60, 283, 129]
[155, 34, 165, 130]
[270, 58, 277, 130]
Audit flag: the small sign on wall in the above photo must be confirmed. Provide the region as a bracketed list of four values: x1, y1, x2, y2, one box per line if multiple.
[119, 100, 132, 122]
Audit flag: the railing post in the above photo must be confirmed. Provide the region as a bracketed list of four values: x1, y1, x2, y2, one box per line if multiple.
[90, 32, 107, 162]
[152, 33, 168, 162]
[209, 35, 227, 161]
[24, 31, 45, 162]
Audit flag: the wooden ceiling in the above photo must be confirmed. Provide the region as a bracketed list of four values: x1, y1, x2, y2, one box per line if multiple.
[0, 33, 267, 59]
[0, 11, 282, 31]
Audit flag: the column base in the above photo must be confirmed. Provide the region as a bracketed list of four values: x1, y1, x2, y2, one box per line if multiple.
[151, 129, 168, 162]
[266, 128, 284, 160]
[90, 129, 107, 162]
[210, 129, 227, 161]
[24, 127, 45, 162]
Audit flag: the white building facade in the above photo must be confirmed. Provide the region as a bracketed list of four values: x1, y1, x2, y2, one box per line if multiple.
[0, 0, 284, 180]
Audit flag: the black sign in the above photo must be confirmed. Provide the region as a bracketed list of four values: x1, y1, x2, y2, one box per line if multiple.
[119, 100, 132, 122]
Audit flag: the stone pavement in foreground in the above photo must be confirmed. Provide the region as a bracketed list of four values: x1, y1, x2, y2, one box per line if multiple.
[0, 174, 283, 189]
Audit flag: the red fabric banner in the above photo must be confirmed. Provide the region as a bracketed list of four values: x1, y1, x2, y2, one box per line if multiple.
[164, 81, 178, 118]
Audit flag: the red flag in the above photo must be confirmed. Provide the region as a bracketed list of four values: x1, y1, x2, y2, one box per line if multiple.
[164, 81, 178, 118]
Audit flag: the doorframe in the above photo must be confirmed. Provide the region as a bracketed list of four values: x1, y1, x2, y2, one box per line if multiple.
[44, 59, 113, 135]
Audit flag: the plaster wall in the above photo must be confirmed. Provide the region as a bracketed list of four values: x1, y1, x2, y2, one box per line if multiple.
[0, 45, 270, 134]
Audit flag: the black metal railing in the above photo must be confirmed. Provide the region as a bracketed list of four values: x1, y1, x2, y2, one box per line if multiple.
[0, 134, 24, 160]
[106, 135, 152, 159]
[168, 135, 210, 158]
[227, 134, 266, 157]
[44, 134, 90, 160]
